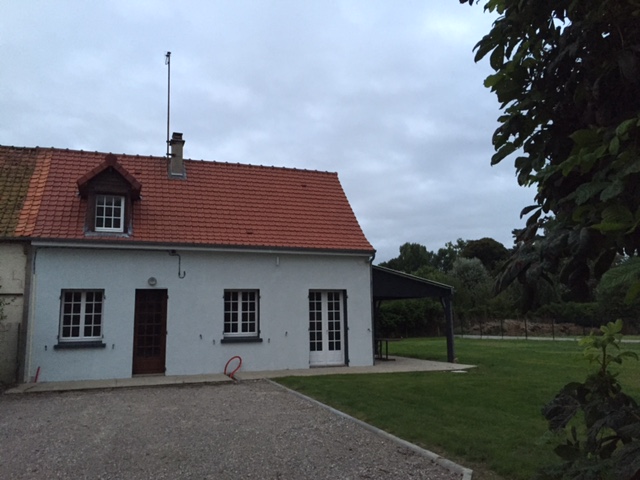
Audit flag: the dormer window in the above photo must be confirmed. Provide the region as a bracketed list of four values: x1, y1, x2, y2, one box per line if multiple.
[77, 154, 142, 236]
[95, 194, 125, 232]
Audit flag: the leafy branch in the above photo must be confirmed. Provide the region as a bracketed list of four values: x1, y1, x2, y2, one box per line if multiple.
[461, 0, 640, 301]
[537, 320, 640, 479]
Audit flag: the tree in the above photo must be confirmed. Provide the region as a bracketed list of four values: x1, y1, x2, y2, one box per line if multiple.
[462, 0, 640, 301]
[460, 237, 509, 272]
[432, 238, 467, 273]
[596, 257, 640, 325]
[379, 242, 434, 274]
[381, 240, 469, 275]
[450, 257, 492, 311]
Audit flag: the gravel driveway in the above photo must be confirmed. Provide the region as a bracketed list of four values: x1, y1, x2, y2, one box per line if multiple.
[0, 380, 462, 479]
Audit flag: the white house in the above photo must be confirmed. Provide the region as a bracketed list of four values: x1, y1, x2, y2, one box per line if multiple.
[1, 134, 376, 383]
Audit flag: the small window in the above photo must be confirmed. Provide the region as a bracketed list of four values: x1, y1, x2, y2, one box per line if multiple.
[224, 290, 259, 337]
[59, 290, 104, 342]
[95, 194, 124, 232]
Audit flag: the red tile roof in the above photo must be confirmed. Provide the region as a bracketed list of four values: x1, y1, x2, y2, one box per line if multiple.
[1, 146, 374, 254]
[0, 147, 39, 237]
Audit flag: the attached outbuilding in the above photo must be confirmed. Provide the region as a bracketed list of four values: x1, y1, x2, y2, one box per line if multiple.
[0, 147, 38, 384]
[372, 265, 456, 362]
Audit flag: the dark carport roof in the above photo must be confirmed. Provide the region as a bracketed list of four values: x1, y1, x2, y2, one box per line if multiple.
[372, 265, 453, 301]
[372, 265, 457, 363]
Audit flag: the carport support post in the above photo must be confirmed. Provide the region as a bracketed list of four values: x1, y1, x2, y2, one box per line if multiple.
[443, 295, 455, 363]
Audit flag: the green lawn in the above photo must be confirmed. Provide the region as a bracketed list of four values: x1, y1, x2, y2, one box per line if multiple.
[277, 338, 640, 480]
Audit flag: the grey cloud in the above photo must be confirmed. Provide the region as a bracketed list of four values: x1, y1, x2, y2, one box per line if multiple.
[1, 1, 534, 262]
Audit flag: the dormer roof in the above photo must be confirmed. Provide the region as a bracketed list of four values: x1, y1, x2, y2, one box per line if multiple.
[76, 153, 142, 200]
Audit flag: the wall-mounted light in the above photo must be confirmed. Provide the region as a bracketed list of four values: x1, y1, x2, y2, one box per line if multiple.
[148, 277, 158, 286]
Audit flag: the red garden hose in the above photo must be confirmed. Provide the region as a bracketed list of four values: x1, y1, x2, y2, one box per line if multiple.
[224, 356, 242, 380]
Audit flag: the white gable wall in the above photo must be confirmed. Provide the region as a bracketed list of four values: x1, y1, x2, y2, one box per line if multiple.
[27, 246, 373, 382]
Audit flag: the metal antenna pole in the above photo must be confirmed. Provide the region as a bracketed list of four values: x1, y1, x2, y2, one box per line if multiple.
[165, 51, 171, 157]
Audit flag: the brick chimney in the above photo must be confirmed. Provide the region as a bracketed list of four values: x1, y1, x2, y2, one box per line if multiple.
[168, 132, 186, 178]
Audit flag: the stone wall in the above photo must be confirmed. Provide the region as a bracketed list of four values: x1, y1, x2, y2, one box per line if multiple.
[0, 243, 27, 384]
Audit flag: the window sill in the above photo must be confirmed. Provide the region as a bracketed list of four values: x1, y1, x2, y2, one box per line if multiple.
[84, 231, 131, 238]
[54, 341, 106, 350]
[220, 337, 263, 344]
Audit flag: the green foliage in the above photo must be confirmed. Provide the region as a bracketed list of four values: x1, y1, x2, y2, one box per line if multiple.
[532, 302, 600, 328]
[378, 241, 484, 337]
[538, 321, 640, 479]
[379, 240, 468, 275]
[581, 320, 637, 374]
[450, 257, 492, 312]
[460, 237, 509, 272]
[596, 258, 640, 325]
[462, 0, 640, 301]
[483, 283, 522, 319]
[598, 257, 640, 305]
[379, 240, 524, 332]
[452, 257, 490, 289]
[433, 238, 467, 273]
[377, 299, 444, 337]
[378, 238, 639, 332]
[379, 242, 434, 274]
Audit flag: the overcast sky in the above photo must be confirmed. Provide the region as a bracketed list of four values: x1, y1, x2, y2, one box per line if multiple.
[1, 1, 534, 263]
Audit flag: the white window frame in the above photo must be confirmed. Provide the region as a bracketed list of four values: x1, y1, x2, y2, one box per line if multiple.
[223, 290, 259, 337]
[59, 290, 104, 342]
[95, 194, 125, 232]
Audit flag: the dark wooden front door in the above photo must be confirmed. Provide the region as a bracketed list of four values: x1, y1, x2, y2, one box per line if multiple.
[132, 289, 167, 375]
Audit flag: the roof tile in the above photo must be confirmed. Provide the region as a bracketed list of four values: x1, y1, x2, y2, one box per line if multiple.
[0, 147, 42, 238]
[0, 146, 374, 253]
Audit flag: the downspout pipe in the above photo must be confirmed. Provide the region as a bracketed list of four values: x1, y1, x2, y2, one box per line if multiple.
[368, 252, 376, 363]
[19, 244, 36, 383]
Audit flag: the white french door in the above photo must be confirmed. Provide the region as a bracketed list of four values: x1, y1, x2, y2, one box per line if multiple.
[309, 290, 345, 366]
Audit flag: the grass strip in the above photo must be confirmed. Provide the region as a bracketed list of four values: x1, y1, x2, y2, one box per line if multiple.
[277, 338, 640, 480]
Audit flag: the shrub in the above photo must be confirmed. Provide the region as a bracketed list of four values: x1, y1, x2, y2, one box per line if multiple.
[532, 302, 600, 327]
[377, 299, 446, 337]
[537, 320, 640, 479]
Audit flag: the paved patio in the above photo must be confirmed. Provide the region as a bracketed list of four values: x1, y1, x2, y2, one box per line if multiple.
[6, 356, 475, 394]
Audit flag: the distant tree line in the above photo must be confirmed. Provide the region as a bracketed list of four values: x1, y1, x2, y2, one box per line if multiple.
[377, 238, 640, 337]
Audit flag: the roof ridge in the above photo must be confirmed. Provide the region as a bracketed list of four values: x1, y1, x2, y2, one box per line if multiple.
[0, 145, 41, 153]
[1, 145, 337, 176]
[182, 158, 337, 176]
